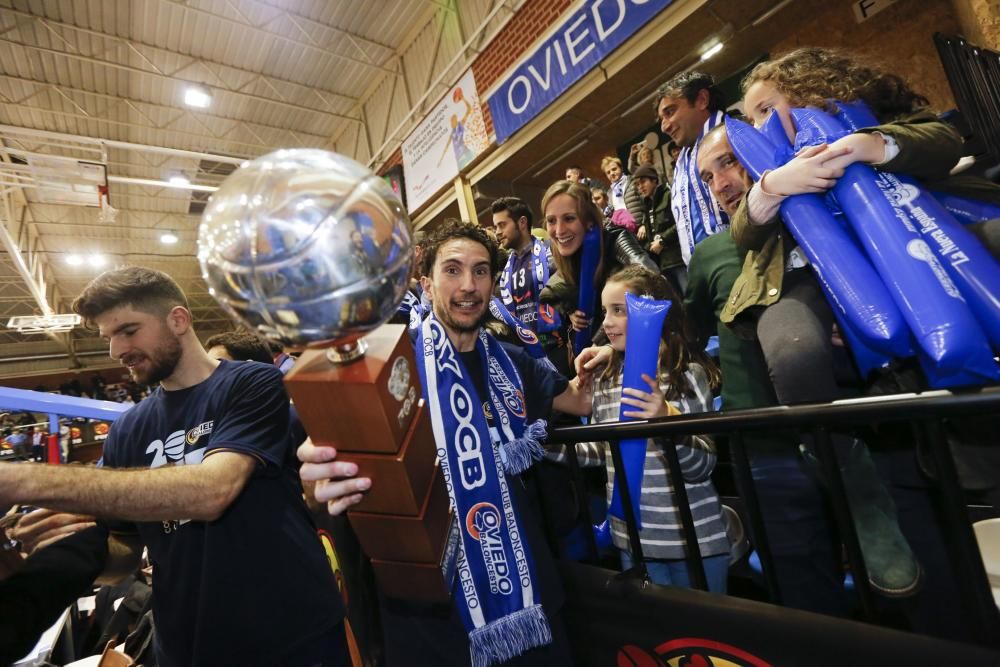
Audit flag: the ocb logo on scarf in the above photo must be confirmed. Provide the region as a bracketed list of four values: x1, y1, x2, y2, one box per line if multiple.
[466, 502, 514, 595]
[452, 384, 487, 491]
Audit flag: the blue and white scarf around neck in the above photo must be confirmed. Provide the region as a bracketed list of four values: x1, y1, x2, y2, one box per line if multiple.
[416, 314, 551, 667]
[498, 238, 561, 335]
[671, 110, 729, 266]
[489, 297, 556, 373]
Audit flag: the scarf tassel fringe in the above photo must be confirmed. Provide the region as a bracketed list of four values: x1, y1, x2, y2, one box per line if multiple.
[469, 604, 553, 667]
[500, 419, 548, 475]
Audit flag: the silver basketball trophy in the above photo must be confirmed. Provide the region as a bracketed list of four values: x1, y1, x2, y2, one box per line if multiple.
[198, 149, 456, 602]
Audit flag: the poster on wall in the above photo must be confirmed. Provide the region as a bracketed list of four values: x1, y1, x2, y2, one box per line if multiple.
[402, 69, 489, 213]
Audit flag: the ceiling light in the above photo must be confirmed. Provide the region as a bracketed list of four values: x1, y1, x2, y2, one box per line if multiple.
[184, 86, 212, 108]
[65, 254, 83, 266]
[160, 232, 179, 245]
[168, 175, 191, 187]
[700, 42, 724, 62]
[90, 254, 107, 268]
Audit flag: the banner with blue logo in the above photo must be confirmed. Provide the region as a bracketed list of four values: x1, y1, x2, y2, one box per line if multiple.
[488, 0, 673, 144]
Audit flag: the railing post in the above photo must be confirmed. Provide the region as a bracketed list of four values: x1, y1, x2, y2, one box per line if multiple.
[729, 431, 782, 604]
[810, 426, 877, 620]
[920, 419, 1000, 647]
[563, 442, 600, 563]
[608, 438, 647, 580]
[661, 435, 708, 591]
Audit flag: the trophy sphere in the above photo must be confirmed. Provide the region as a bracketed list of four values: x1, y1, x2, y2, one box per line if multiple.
[197, 149, 414, 347]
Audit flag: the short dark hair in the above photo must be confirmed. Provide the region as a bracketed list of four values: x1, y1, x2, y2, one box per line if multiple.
[491, 196, 533, 230]
[565, 165, 583, 174]
[419, 220, 500, 279]
[72, 266, 189, 325]
[204, 330, 274, 364]
[655, 71, 725, 113]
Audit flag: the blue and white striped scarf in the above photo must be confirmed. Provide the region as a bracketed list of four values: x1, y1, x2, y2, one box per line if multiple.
[417, 314, 551, 667]
[498, 238, 561, 334]
[671, 110, 730, 265]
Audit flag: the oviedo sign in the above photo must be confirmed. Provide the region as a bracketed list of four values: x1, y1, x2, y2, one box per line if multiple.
[487, 0, 673, 144]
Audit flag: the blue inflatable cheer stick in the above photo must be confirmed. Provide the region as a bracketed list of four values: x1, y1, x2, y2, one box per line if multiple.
[607, 292, 671, 530]
[930, 192, 1000, 225]
[835, 101, 1000, 350]
[725, 115, 913, 357]
[836, 99, 1000, 225]
[574, 224, 602, 354]
[790, 107, 997, 377]
[759, 110, 795, 161]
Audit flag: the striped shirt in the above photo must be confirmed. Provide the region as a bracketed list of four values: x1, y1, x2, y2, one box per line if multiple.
[547, 363, 730, 559]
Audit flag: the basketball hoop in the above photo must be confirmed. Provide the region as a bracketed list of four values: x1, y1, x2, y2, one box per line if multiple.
[97, 185, 118, 223]
[7, 314, 81, 334]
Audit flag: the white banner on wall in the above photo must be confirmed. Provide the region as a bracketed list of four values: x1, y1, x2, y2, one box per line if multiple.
[402, 69, 489, 213]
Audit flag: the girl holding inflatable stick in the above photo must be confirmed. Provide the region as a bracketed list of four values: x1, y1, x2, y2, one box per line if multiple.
[539, 181, 658, 362]
[549, 266, 730, 592]
[740, 47, 1000, 374]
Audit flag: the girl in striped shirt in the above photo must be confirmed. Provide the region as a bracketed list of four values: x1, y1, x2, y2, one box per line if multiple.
[563, 265, 731, 592]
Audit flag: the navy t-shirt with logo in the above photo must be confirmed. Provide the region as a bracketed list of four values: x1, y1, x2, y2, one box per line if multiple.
[101, 360, 344, 667]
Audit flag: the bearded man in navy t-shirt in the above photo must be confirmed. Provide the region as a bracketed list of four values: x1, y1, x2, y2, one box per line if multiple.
[0, 266, 347, 667]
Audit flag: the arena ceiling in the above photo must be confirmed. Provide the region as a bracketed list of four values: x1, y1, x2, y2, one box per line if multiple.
[0, 0, 517, 378]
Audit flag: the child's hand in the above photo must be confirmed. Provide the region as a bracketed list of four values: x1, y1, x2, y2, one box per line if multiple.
[575, 344, 610, 385]
[760, 143, 852, 196]
[825, 132, 887, 169]
[621, 373, 677, 419]
[569, 309, 590, 332]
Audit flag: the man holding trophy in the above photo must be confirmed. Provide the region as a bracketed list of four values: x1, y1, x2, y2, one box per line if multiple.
[300, 221, 592, 666]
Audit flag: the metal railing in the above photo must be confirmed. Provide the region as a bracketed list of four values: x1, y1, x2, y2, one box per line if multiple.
[546, 385, 1000, 647]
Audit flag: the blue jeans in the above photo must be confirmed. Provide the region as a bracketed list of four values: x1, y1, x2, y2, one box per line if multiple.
[620, 550, 729, 594]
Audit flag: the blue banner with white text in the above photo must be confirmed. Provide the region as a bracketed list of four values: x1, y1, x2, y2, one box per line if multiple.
[488, 0, 673, 144]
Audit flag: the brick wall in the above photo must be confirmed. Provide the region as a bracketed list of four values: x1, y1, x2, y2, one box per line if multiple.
[770, 0, 960, 112]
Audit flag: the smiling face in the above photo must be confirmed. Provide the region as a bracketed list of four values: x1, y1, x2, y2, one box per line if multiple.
[601, 280, 629, 352]
[697, 129, 752, 216]
[422, 238, 494, 335]
[97, 305, 184, 385]
[657, 90, 710, 148]
[743, 80, 796, 142]
[545, 193, 588, 257]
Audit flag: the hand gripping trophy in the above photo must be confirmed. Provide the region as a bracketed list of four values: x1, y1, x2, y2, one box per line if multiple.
[198, 149, 456, 601]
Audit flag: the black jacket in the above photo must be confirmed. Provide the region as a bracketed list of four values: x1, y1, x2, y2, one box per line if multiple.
[539, 225, 657, 346]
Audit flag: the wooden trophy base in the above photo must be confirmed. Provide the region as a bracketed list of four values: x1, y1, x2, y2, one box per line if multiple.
[348, 464, 449, 562]
[370, 514, 460, 604]
[343, 400, 436, 515]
